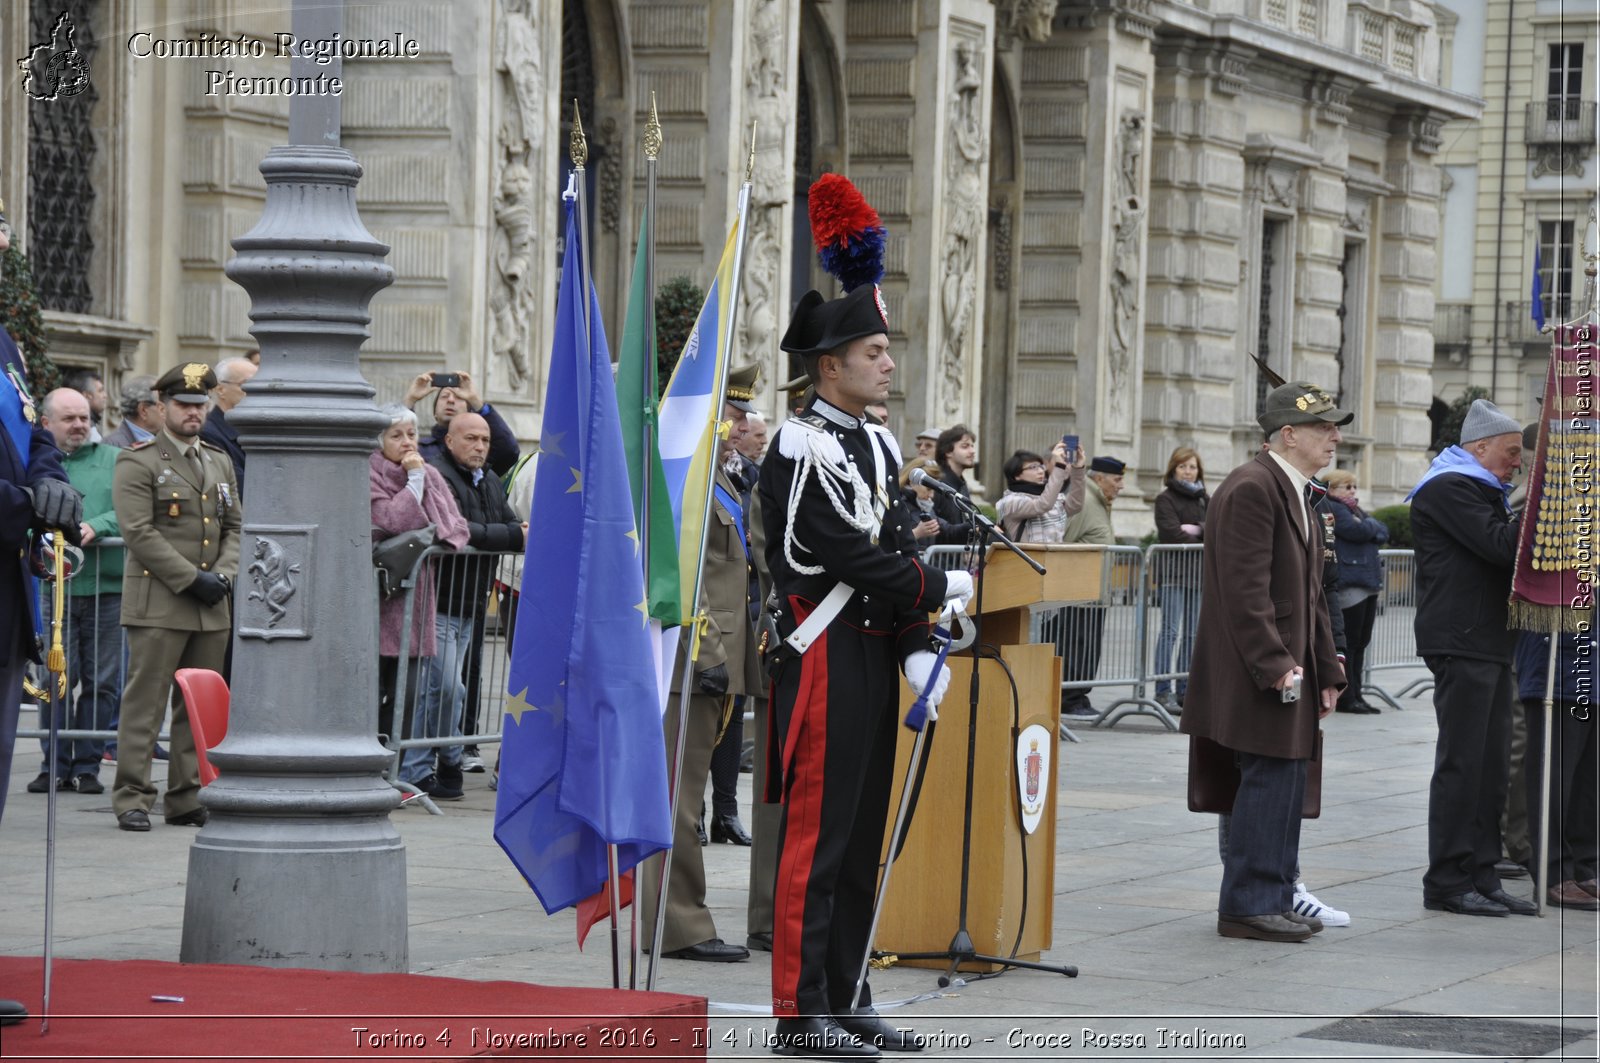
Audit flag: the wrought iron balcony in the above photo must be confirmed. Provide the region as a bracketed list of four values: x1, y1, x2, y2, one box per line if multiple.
[1525, 100, 1597, 147]
[1503, 299, 1572, 346]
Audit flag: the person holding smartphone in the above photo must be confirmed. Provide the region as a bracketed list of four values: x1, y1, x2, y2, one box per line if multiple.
[996, 439, 1085, 544]
[404, 370, 520, 477]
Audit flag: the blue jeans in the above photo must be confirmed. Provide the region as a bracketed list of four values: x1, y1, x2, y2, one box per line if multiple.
[1153, 584, 1200, 698]
[401, 613, 472, 782]
[36, 593, 123, 780]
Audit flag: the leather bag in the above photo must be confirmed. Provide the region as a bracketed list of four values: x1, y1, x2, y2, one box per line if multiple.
[373, 525, 436, 600]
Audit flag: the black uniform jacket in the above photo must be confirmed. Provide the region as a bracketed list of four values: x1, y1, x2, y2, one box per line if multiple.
[757, 396, 948, 665]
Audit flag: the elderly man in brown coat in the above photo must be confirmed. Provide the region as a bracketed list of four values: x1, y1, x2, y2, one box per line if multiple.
[1182, 382, 1349, 942]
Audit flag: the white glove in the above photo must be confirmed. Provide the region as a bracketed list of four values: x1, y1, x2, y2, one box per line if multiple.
[942, 570, 974, 611]
[904, 650, 952, 717]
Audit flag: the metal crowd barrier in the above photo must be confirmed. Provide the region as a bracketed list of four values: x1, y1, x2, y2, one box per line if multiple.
[383, 544, 524, 798]
[1360, 548, 1427, 708]
[1142, 543, 1204, 719]
[921, 543, 1174, 738]
[1036, 544, 1173, 733]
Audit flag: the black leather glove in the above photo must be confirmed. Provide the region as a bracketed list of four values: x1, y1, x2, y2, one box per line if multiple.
[696, 663, 729, 697]
[25, 479, 83, 537]
[186, 570, 230, 607]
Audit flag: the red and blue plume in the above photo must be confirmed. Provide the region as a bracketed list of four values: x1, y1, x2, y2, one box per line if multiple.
[807, 173, 887, 293]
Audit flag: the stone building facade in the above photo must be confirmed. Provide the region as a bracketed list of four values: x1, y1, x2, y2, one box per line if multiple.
[2, 0, 1479, 529]
[1431, 0, 1599, 429]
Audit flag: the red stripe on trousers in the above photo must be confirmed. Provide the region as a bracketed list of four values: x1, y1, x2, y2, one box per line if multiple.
[771, 597, 827, 1016]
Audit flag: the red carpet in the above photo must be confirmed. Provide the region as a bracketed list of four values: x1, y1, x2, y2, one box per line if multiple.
[0, 956, 705, 1061]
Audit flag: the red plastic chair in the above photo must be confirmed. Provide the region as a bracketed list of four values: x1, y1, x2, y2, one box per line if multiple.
[174, 668, 230, 786]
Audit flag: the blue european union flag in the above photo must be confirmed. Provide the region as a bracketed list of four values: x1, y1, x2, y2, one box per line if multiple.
[1532, 244, 1547, 331]
[493, 192, 672, 915]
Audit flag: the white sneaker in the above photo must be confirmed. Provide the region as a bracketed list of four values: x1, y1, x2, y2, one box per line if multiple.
[462, 753, 485, 773]
[1293, 882, 1351, 927]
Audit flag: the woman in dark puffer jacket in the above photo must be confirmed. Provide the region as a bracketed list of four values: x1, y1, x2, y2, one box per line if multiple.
[1324, 469, 1387, 714]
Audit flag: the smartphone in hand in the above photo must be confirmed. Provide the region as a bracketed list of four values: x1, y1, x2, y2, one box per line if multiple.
[1061, 433, 1079, 464]
[431, 372, 462, 389]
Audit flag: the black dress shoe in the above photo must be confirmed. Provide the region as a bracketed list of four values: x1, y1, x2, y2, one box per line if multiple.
[661, 937, 749, 962]
[1335, 701, 1380, 714]
[834, 1007, 923, 1052]
[1483, 888, 1537, 916]
[116, 809, 151, 832]
[0, 999, 27, 1027]
[1216, 913, 1312, 942]
[1423, 890, 1508, 916]
[166, 808, 209, 827]
[773, 1016, 881, 1058]
[1495, 858, 1530, 879]
[26, 772, 68, 793]
[746, 931, 773, 952]
[710, 812, 752, 845]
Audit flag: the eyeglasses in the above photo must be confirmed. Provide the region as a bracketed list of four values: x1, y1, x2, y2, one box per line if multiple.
[1022, 462, 1047, 472]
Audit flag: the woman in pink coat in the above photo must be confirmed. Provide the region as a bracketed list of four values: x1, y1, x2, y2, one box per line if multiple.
[370, 404, 469, 747]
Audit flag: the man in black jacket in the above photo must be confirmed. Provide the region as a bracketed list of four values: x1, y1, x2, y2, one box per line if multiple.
[404, 412, 525, 799]
[931, 423, 975, 545]
[201, 356, 256, 493]
[1408, 398, 1531, 918]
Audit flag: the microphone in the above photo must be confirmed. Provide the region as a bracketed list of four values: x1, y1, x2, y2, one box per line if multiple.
[910, 467, 959, 497]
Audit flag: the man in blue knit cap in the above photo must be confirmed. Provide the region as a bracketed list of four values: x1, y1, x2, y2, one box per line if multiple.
[1409, 398, 1533, 917]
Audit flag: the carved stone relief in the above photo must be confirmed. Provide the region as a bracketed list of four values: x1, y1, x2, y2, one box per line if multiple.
[1014, 0, 1057, 42]
[1532, 144, 1594, 179]
[492, 0, 542, 390]
[1107, 111, 1145, 438]
[740, 0, 790, 377]
[940, 36, 986, 421]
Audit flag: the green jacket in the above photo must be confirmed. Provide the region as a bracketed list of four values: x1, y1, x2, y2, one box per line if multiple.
[1064, 477, 1116, 546]
[63, 442, 123, 595]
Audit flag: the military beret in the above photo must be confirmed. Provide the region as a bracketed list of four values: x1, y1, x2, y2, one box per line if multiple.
[1089, 456, 1126, 475]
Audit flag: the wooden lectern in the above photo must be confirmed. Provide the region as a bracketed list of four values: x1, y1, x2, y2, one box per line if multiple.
[874, 545, 1104, 972]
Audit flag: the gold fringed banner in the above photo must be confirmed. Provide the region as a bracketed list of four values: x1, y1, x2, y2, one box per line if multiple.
[1509, 321, 1599, 632]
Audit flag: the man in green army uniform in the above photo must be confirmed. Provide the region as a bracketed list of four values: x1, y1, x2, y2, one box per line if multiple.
[644, 364, 764, 963]
[111, 362, 241, 831]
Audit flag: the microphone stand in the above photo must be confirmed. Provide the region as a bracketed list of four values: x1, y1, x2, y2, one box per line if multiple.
[890, 489, 1077, 984]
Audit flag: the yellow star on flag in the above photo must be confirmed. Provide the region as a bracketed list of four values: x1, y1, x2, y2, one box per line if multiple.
[626, 527, 640, 556]
[635, 593, 650, 625]
[541, 430, 566, 458]
[567, 467, 583, 494]
[504, 687, 537, 725]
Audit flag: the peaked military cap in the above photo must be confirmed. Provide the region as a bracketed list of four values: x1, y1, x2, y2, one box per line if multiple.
[155, 362, 217, 405]
[1258, 381, 1353, 434]
[725, 363, 760, 413]
[779, 285, 890, 359]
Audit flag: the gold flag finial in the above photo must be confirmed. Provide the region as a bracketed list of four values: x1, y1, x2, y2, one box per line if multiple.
[644, 91, 662, 161]
[569, 99, 588, 168]
[745, 119, 758, 183]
